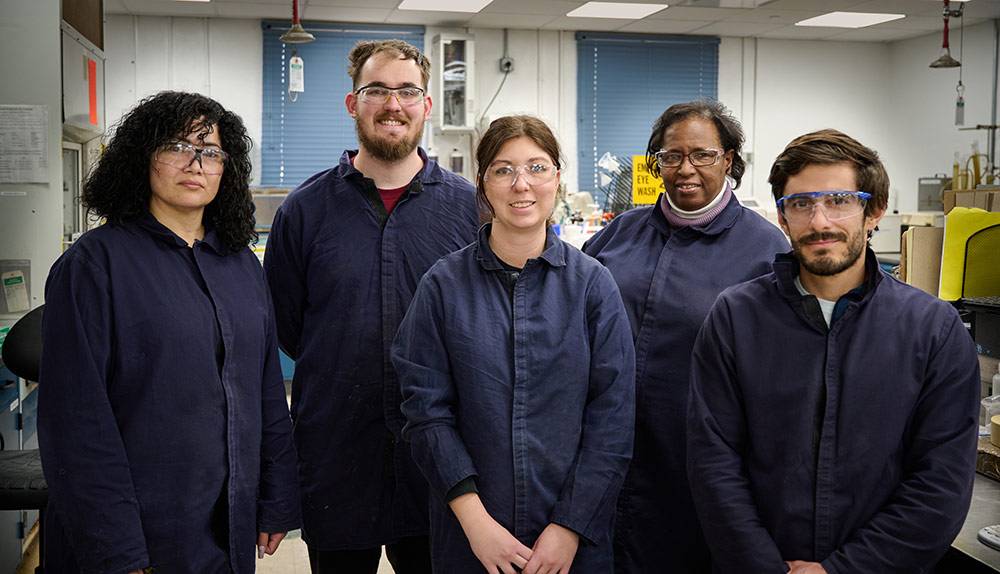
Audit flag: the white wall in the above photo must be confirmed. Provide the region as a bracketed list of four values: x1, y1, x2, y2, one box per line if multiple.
[105, 15, 263, 182]
[887, 20, 999, 213]
[0, 0, 64, 324]
[748, 39, 894, 209]
[102, 16, 1000, 213]
[425, 27, 577, 191]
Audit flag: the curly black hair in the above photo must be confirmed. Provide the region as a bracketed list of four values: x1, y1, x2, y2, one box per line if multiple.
[83, 91, 256, 252]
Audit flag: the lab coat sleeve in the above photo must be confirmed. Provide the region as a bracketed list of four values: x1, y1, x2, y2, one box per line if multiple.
[686, 297, 788, 573]
[264, 200, 306, 360]
[256, 285, 302, 533]
[392, 274, 478, 502]
[549, 268, 636, 545]
[38, 253, 150, 574]
[820, 312, 979, 574]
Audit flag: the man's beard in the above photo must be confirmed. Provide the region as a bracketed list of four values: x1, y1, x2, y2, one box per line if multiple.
[355, 113, 424, 163]
[791, 227, 866, 276]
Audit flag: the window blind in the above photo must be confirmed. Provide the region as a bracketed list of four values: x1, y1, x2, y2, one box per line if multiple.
[261, 22, 425, 187]
[576, 33, 719, 207]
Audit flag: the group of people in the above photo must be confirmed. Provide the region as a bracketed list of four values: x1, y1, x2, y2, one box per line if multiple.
[35, 37, 980, 574]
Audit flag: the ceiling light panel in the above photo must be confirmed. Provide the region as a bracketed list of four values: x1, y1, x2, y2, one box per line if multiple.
[795, 11, 905, 28]
[397, 0, 493, 12]
[567, 2, 669, 19]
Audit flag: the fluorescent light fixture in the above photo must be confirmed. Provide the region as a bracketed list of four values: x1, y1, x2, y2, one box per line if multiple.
[796, 12, 905, 28]
[397, 0, 493, 12]
[567, 2, 668, 19]
[173, 0, 211, 2]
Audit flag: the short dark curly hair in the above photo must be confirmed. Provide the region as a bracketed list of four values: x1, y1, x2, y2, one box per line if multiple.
[645, 99, 746, 188]
[83, 91, 256, 252]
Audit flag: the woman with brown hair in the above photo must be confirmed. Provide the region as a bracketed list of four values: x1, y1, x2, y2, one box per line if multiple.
[392, 115, 635, 574]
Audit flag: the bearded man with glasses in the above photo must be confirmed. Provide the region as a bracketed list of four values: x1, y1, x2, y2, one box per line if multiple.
[264, 39, 478, 574]
[687, 129, 980, 574]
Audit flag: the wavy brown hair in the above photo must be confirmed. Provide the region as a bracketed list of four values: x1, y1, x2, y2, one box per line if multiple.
[83, 91, 256, 252]
[768, 129, 889, 219]
[347, 39, 431, 90]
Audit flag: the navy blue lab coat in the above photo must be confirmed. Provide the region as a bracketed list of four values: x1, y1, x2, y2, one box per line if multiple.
[392, 224, 636, 573]
[582, 191, 789, 573]
[264, 148, 479, 549]
[38, 212, 301, 574]
[687, 250, 980, 573]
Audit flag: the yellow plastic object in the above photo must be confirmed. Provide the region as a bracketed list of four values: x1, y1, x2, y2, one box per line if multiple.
[939, 207, 1000, 300]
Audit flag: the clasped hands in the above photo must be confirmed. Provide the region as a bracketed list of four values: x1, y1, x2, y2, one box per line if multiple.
[451, 493, 579, 574]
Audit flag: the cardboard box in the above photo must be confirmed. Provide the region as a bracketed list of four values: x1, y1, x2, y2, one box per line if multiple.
[901, 226, 944, 296]
[943, 188, 1000, 214]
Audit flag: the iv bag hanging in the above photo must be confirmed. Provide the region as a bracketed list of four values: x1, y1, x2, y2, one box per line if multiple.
[290, 53, 304, 94]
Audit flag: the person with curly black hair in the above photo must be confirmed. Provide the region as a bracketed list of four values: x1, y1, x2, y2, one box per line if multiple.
[37, 91, 301, 574]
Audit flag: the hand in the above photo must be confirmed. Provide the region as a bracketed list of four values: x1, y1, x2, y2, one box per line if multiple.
[257, 531, 288, 557]
[449, 493, 532, 574]
[523, 523, 579, 574]
[786, 560, 828, 574]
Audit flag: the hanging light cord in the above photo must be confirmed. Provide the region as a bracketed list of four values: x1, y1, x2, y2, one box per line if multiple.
[958, 6, 964, 87]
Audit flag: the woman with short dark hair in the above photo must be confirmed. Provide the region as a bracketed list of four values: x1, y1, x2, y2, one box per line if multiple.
[38, 91, 300, 573]
[583, 99, 790, 573]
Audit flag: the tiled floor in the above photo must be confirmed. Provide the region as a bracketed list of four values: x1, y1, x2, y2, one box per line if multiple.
[256, 531, 395, 574]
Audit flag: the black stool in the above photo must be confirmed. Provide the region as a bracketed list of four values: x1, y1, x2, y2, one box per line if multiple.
[0, 305, 46, 572]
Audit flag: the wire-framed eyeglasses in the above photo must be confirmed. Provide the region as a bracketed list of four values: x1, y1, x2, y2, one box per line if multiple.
[776, 191, 872, 223]
[483, 163, 559, 187]
[654, 148, 724, 169]
[155, 142, 228, 174]
[354, 84, 425, 106]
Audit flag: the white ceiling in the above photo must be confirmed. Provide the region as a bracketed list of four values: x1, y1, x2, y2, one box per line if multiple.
[104, 0, 1000, 42]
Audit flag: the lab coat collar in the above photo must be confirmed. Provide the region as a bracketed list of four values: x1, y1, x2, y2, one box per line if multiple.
[647, 184, 743, 238]
[135, 209, 224, 252]
[772, 247, 882, 302]
[475, 223, 567, 271]
[338, 146, 452, 192]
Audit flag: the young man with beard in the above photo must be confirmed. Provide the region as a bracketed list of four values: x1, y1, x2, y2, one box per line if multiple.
[686, 129, 980, 574]
[264, 40, 479, 574]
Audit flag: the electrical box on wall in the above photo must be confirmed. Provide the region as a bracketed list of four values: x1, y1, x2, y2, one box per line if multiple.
[431, 34, 475, 133]
[61, 21, 105, 143]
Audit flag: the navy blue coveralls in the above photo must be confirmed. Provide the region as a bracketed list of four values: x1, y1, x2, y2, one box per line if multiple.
[264, 148, 479, 550]
[583, 191, 789, 573]
[39, 213, 301, 574]
[392, 224, 636, 573]
[688, 250, 980, 573]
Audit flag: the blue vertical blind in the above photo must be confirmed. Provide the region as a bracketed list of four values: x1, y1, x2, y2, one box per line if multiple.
[261, 23, 424, 187]
[576, 33, 719, 205]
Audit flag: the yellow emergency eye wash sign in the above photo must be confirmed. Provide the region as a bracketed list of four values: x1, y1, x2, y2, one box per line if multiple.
[632, 155, 662, 205]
